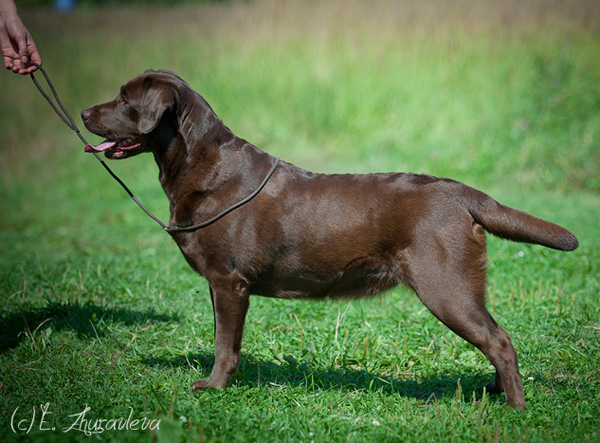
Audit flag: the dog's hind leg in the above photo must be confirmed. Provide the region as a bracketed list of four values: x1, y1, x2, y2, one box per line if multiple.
[191, 279, 250, 391]
[404, 222, 525, 410]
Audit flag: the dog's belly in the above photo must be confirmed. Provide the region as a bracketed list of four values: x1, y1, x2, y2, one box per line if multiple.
[251, 252, 406, 300]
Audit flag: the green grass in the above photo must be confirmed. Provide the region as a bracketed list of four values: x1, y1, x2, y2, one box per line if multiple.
[1, 1, 599, 441]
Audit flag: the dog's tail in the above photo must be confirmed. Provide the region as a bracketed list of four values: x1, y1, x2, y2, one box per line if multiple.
[460, 185, 578, 251]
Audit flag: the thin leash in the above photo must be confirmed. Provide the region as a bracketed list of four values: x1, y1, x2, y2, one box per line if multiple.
[29, 63, 169, 230]
[29, 63, 280, 233]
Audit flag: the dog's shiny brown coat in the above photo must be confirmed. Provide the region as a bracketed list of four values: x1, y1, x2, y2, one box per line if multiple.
[82, 70, 578, 410]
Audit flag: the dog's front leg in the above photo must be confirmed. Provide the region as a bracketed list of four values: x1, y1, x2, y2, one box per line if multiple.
[191, 282, 250, 391]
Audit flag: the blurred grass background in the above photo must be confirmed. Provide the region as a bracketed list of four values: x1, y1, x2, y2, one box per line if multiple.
[3, 0, 600, 190]
[1, 1, 599, 441]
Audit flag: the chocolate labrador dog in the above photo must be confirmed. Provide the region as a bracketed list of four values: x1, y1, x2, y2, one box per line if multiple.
[81, 70, 578, 410]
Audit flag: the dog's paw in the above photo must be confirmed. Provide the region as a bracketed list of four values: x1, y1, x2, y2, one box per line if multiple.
[506, 401, 526, 412]
[191, 379, 212, 391]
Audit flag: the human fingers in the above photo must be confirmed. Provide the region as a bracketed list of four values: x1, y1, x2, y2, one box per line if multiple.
[17, 56, 40, 74]
[21, 34, 41, 73]
[14, 36, 40, 74]
[3, 54, 15, 70]
[0, 29, 18, 69]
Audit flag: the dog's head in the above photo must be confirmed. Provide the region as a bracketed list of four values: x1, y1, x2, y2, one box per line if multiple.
[81, 70, 182, 159]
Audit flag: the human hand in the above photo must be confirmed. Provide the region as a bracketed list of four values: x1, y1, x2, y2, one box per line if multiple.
[0, 4, 41, 74]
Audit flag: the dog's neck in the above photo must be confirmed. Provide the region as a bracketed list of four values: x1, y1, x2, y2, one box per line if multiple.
[152, 91, 224, 196]
[153, 113, 273, 229]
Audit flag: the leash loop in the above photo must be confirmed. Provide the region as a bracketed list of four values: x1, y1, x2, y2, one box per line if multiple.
[30, 63, 87, 145]
[29, 63, 279, 233]
[30, 63, 169, 230]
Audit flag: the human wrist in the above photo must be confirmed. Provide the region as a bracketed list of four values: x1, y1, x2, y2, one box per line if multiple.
[0, 1, 19, 19]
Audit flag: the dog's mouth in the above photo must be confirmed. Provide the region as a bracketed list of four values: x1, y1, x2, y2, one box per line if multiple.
[84, 138, 143, 159]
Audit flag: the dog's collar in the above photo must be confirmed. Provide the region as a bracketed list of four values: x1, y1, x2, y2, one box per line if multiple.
[165, 157, 281, 234]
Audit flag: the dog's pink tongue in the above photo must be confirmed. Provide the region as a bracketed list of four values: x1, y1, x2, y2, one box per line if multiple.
[84, 140, 116, 153]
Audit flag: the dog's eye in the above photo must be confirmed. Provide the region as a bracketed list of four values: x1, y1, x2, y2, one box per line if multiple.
[120, 98, 129, 107]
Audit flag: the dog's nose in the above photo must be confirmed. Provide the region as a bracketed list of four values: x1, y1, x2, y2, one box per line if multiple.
[81, 108, 91, 122]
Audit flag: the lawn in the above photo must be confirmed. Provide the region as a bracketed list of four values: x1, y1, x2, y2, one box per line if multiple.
[1, 1, 599, 441]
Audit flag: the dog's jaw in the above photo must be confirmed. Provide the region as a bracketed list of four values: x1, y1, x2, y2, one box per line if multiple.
[84, 137, 144, 159]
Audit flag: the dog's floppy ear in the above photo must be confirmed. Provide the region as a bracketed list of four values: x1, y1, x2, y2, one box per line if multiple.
[138, 77, 178, 134]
